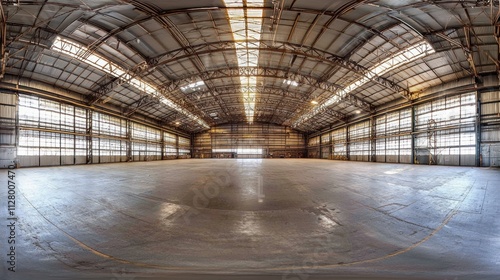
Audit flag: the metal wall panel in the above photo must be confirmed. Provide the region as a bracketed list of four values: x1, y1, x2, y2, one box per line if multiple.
[386, 155, 398, 163]
[481, 144, 500, 167]
[0, 91, 17, 168]
[61, 156, 74, 165]
[460, 154, 475, 166]
[480, 90, 500, 166]
[481, 129, 500, 141]
[75, 156, 87, 165]
[399, 155, 412, 163]
[18, 156, 39, 167]
[40, 156, 60, 166]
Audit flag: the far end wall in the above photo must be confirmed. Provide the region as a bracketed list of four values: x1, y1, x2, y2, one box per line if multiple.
[193, 123, 306, 159]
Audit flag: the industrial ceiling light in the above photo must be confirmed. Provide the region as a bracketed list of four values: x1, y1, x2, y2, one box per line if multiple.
[293, 41, 435, 126]
[311, 100, 318, 105]
[51, 37, 209, 128]
[223, 0, 264, 123]
[283, 79, 299, 87]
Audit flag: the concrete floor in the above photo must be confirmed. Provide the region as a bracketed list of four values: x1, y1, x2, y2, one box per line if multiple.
[1, 159, 499, 280]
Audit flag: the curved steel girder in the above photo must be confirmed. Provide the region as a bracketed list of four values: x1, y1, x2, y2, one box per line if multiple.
[120, 1, 233, 121]
[192, 84, 322, 125]
[187, 84, 310, 102]
[76, 21, 149, 62]
[154, 40, 408, 101]
[220, 104, 298, 116]
[296, 110, 345, 132]
[5, 7, 84, 48]
[197, 95, 347, 127]
[193, 92, 309, 125]
[87, 61, 150, 105]
[123, 94, 159, 117]
[73, 4, 410, 102]
[160, 66, 341, 90]
[159, 66, 372, 112]
[291, 104, 348, 128]
[197, 96, 304, 116]
[197, 94, 303, 108]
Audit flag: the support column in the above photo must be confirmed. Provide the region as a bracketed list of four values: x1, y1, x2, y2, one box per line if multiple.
[304, 134, 309, 158]
[126, 119, 132, 162]
[370, 117, 376, 162]
[176, 135, 179, 159]
[329, 132, 333, 160]
[476, 90, 482, 167]
[160, 130, 165, 160]
[411, 105, 416, 164]
[73, 106, 76, 165]
[86, 108, 93, 164]
[346, 125, 350, 161]
[210, 127, 214, 158]
[190, 133, 195, 159]
[319, 132, 322, 159]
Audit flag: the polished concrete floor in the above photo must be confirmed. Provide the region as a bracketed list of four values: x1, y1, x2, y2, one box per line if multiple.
[1, 159, 499, 280]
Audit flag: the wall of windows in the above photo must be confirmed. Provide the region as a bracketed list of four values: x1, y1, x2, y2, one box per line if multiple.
[92, 111, 127, 163]
[414, 92, 476, 166]
[130, 123, 162, 162]
[348, 120, 371, 162]
[194, 123, 305, 159]
[3, 84, 499, 168]
[307, 90, 498, 167]
[178, 136, 191, 159]
[164, 131, 178, 159]
[376, 109, 412, 163]
[16, 94, 190, 167]
[332, 128, 347, 160]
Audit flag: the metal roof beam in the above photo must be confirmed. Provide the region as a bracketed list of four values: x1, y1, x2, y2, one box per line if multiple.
[153, 40, 404, 102]
[86, 61, 149, 105]
[124, 95, 158, 117]
[188, 85, 308, 102]
[160, 66, 372, 112]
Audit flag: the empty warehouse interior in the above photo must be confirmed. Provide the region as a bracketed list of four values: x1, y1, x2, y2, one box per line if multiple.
[0, 0, 499, 279]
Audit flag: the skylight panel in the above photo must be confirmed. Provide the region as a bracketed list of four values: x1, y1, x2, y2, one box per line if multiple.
[180, 81, 206, 92]
[223, 0, 264, 123]
[293, 41, 435, 127]
[51, 36, 208, 128]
